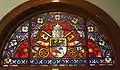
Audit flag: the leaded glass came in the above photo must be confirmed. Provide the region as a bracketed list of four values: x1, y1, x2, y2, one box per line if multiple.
[1, 12, 114, 67]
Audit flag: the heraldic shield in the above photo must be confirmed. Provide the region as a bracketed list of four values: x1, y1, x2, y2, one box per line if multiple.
[32, 23, 80, 58]
[50, 24, 67, 58]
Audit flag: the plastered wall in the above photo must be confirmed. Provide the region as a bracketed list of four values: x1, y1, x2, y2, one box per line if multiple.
[0, 0, 120, 27]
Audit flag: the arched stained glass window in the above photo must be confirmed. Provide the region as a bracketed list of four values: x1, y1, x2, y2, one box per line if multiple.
[1, 12, 114, 67]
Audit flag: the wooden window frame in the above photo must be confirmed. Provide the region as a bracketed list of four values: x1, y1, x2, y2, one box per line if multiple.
[0, 0, 120, 70]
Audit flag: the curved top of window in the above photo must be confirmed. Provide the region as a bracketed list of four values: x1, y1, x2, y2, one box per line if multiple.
[1, 12, 114, 67]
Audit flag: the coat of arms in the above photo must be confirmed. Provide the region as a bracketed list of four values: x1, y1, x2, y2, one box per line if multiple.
[33, 24, 80, 58]
[50, 24, 67, 58]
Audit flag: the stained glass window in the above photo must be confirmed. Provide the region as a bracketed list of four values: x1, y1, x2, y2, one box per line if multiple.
[1, 12, 114, 67]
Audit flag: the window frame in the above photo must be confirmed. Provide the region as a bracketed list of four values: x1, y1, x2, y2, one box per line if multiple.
[0, 0, 120, 70]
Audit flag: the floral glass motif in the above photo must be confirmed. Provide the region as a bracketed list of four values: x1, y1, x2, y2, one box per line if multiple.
[1, 12, 114, 67]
